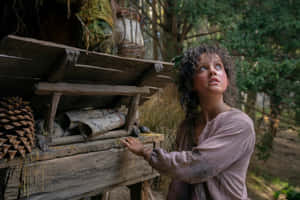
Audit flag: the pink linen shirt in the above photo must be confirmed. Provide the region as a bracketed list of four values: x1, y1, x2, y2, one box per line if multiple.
[144, 108, 255, 200]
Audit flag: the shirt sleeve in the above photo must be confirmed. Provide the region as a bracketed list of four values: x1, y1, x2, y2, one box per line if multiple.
[145, 112, 255, 184]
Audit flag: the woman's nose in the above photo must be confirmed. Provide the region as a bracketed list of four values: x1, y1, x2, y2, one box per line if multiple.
[209, 65, 217, 76]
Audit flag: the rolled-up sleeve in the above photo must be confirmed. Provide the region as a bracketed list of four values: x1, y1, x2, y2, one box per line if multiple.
[146, 113, 255, 184]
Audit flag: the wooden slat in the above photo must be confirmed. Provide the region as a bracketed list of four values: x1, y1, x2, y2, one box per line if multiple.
[0, 35, 173, 75]
[0, 35, 174, 109]
[17, 144, 155, 200]
[0, 133, 164, 169]
[35, 82, 150, 96]
[50, 130, 130, 146]
[64, 173, 159, 200]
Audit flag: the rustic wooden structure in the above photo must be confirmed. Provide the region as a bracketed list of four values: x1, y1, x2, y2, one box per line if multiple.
[0, 35, 174, 200]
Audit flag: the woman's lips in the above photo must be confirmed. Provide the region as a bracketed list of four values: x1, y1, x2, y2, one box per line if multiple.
[209, 77, 220, 85]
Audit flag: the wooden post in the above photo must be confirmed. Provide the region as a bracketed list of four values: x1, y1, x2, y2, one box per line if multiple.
[44, 92, 62, 135]
[43, 48, 79, 137]
[128, 182, 142, 200]
[128, 181, 153, 200]
[125, 94, 140, 133]
[101, 191, 110, 200]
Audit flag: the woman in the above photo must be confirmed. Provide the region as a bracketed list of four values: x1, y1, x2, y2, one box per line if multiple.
[121, 44, 255, 200]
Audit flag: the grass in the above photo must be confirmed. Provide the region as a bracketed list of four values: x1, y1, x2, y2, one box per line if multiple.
[247, 169, 300, 200]
[139, 83, 185, 151]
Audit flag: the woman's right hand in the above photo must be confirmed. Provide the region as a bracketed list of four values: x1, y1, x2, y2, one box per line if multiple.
[120, 137, 145, 156]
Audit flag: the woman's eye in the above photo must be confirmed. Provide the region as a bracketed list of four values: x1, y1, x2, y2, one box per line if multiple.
[215, 64, 222, 70]
[197, 66, 207, 72]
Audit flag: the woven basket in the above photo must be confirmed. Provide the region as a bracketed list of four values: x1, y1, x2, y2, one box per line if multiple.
[114, 8, 145, 58]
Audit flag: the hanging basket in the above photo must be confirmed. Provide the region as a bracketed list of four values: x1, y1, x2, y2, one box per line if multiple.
[113, 8, 145, 58]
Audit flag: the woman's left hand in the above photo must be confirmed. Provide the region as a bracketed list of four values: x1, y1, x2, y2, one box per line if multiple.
[120, 137, 145, 156]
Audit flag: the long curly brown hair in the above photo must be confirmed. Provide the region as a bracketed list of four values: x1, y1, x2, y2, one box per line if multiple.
[175, 44, 237, 119]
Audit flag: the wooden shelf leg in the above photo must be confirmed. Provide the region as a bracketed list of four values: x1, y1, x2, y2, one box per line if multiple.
[128, 182, 142, 200]
[128, 180, 153, 200]
[44, 92, 62, 135]
[125, 94, 141, 134]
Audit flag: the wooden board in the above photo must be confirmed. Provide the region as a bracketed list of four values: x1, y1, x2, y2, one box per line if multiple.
[0, 133, 164, 168]
[1, 134, 163, 200]
[0, 35, 174, 111]
[18, 144, 154, 200]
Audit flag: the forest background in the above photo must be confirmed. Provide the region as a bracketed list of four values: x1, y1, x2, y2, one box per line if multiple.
[0, 0, 299, 199]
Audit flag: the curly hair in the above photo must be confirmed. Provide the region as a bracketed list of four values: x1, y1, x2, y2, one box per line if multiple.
[176, 44, 237, 119]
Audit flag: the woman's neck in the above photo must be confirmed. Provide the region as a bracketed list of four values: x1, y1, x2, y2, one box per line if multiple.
[198, 95, 231, 122]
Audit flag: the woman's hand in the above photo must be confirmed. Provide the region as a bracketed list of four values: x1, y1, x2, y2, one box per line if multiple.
[120, 137, 145, 157]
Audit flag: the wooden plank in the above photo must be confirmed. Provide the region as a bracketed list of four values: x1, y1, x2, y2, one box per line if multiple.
[17, 144, 155, 200]
[3, 166, 22, 200]
[35, 82, 150, 96]
[48, 48, 80, 82]
[0, 134, 164, 169]
[0, 34, 174, 86]
[64, 173, 159, 200]
[0, 35, 173, 75]
[50, 130, 129, 146]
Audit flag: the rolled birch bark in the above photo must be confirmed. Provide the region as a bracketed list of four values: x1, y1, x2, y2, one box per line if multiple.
[36, 120, 65, 138]
[61, 109, 117, 129]
[78, 112, 126, 137]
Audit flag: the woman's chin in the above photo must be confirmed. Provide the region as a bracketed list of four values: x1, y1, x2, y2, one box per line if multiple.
[206, 86, 226, 94]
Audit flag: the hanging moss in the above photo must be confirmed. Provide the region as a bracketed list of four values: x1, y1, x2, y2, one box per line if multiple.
[76, 0, 114, 53]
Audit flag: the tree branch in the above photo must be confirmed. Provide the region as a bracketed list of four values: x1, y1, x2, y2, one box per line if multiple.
[143, 27, 163, 51]
[144, 0, 169, 32]
[180, 24, 193, 42]
[185, 29, 223, 40]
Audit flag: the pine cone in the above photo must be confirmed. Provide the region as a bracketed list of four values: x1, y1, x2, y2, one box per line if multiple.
[0, 97, 35, 160]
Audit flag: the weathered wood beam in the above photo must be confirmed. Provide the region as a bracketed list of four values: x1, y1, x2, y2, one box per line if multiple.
[125, 94, 141, 133]
[114, 63, 165, 107]
[137, 63, 164, 86]
[47, 48, 79, 82]
[0, 134, 164, 169]
[35, 82, 150, 96]
[0, 54, 32, 62]
[50, 129, 130, 146]
[74, 64, 124, 73]
[15, 144, 156, 200]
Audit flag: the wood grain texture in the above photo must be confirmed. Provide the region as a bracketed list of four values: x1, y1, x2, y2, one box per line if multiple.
[0, 134, 164, 169]
[50, 130, 130, 146]
[35, 82, 150, 96]
[125, 94, 140, 132]
[0, 134, 163, 199]
[0, 35, 174, 109]
[44, 93, 62, 135]
[17, 143, 155, 200]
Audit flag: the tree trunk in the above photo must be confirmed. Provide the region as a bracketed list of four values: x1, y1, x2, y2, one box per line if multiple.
[270, 95, 281, 137]
[160, 0, 183, 61]
[152, 0, 158, 60]
[245, 91, 257, 123]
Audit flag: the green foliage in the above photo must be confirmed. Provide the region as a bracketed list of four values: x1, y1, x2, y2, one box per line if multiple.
[274, 185, 300, 200]
[256, 132, 273, 160]
[223, 0, 300, 119]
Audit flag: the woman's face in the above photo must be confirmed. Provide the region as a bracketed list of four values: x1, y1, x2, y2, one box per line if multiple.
[192, 53, 228, 96]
